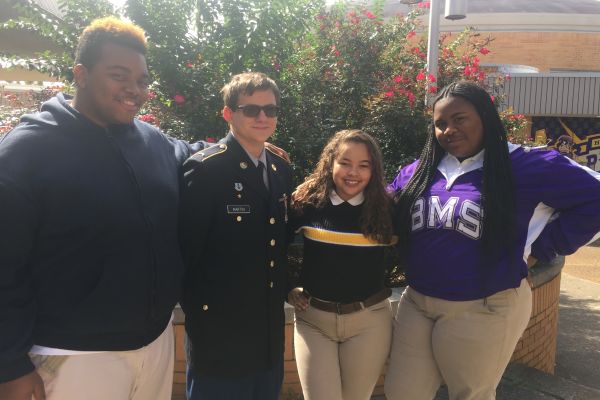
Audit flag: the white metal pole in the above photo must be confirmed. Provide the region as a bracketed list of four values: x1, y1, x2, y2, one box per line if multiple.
[426, 0, 441, 105]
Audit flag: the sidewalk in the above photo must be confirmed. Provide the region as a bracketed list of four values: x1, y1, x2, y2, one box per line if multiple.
[377, 246, 600, 400]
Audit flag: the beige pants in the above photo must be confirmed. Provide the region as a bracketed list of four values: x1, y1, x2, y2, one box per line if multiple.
[30, 323, 174, 400]
[294, 298, 392, 400]
[384, 278, 532, 400]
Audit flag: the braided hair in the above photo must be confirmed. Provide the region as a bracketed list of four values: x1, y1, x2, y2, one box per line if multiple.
[395, 81, 516, 258]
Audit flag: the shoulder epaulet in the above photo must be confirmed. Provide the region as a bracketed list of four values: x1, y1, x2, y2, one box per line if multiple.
[192, 143, 227, 162]
[266, 146, 290, 164]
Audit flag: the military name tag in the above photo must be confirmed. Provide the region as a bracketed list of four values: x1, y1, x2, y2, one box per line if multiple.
[227, 205, 251, 214]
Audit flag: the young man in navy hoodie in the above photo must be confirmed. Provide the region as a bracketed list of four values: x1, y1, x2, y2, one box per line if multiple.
[0, 17, 204, 400]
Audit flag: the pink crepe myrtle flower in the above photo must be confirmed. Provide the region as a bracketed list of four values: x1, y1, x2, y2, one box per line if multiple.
[463, 65, 473, 77]
[139, 113, 159, 126]
[442, 47, 454, 58]
[407, 92, 416, 107]
[364, 10, 376, 19]
[173, 94, 185, 104]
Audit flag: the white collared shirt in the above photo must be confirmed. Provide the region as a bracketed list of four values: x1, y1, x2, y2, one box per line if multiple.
[437, 143, 521, 190]
[330, 190, 365, 206]
[437, 149, 485, 190]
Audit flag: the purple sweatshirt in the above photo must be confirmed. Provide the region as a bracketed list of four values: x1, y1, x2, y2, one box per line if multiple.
[388, 144, 600, 300]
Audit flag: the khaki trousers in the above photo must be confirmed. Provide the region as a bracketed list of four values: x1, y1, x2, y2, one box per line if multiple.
[384, 278, 532, 400]
[294, 299, 392, 400]
[30, 323, 174, 400]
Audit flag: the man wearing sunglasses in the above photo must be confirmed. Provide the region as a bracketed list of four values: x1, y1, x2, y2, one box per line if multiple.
[179, 72, 293, 400]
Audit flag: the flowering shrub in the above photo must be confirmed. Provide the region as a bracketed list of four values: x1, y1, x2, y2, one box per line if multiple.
[277, 3, 511, 180]
[0, 85, 67, 134]
[502, 109, 532, 145]
[2, 0, 525, 181]
[126, 0, 323, 142]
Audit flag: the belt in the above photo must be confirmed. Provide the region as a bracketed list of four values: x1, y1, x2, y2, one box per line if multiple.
[307, 288, 392, 315]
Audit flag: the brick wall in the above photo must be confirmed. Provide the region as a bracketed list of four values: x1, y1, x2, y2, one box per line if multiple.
[171, 272, 562, 399]
[445, 31, 600, 73]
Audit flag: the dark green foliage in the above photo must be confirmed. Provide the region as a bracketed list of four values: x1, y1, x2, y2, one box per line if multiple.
[126, 0, 323, 139]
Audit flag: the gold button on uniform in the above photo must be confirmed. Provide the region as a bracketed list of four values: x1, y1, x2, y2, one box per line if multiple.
[236, 216, 242, 222]
[269, 281, 274, 288]
[270, 260, 275, 268]
[269, 217, 275, 224]
[202, 304, 208, 311]
[270, 239, 276, 246]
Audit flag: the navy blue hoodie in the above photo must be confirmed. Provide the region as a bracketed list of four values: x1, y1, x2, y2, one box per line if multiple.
[0, 93, 203, 382]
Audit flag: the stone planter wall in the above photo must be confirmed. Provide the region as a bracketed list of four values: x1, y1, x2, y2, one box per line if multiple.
[510, 256, 564, 374]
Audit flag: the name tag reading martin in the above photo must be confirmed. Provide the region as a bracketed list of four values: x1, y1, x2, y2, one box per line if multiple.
[227, 205, 251, 214]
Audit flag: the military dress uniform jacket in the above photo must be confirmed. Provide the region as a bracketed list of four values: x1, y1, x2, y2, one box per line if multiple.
[179, 132, 293, 378]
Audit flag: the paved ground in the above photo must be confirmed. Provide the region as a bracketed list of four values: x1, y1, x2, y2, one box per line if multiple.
[563, 244, 600, 284]
[555, 249, 600, 393]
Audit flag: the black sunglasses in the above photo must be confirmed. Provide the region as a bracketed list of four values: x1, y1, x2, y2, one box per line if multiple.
[235, 104, 280, 118]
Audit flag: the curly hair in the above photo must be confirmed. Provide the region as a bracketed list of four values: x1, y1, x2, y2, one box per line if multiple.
[294, 129, 394, 243]
[75, 17, 147, 69]
[395, 81, 516, 258]
[221, 72, 281, 109]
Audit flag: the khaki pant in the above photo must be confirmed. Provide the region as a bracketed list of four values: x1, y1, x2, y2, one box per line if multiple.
[294, 299, 392, 400]
[384, 278, 532, 400]
[30, 323, 174, 400]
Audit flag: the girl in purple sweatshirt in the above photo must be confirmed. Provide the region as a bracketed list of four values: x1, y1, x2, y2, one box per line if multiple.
[385, 81, 600, 400]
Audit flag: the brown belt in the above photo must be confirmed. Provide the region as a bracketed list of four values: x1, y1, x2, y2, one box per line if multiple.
[307, 288, 392, 315]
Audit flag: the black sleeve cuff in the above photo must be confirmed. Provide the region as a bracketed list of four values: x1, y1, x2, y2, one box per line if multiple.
[0, 355, 35, 384]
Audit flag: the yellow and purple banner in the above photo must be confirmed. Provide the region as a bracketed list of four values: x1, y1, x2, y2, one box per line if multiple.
[531, 117, 600, 171]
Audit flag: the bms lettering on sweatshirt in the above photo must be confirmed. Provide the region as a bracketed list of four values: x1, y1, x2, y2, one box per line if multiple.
[411, 196, 482, 240]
